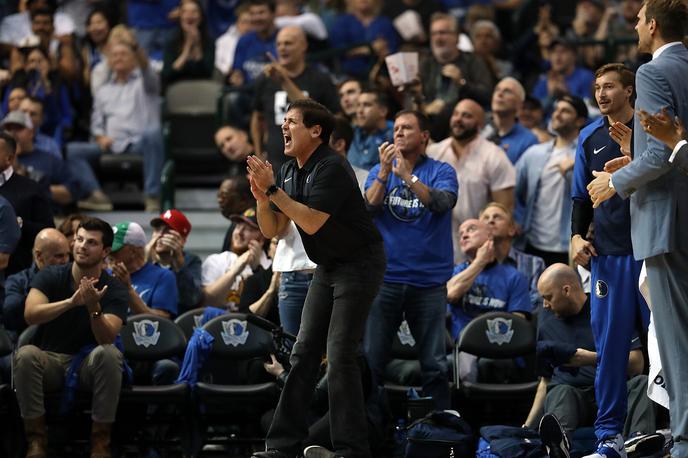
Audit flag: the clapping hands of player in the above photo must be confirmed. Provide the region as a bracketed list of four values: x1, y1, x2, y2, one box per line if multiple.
[638, 107, 686, 149]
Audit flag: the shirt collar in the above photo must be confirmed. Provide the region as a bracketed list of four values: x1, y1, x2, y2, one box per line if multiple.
[299, 142, 331, 173]
[652, 41, 682, 60]
[0, 166, 13, 186]
[108, 67, 141, 84]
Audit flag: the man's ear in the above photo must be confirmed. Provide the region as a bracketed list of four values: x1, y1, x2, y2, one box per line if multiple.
[309, 124, 322, 139]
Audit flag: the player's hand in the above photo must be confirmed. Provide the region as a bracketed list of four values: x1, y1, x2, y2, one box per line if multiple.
[609, 121, 632, 156]
[571, 234, 597, 266]
[603, 156, 631, 173]
[587, 171, 616, 208]
[638, 107, 685, 149]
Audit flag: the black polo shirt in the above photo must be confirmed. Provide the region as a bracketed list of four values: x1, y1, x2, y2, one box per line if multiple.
[272, 143, 382, 266]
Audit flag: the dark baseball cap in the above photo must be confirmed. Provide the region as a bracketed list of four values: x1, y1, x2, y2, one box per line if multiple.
[557, 94, 588, 120]
[229, 207, 258, 230]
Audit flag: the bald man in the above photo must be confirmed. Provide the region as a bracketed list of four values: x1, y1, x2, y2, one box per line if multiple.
[3, 228, 70, 335]
[526, 264, 655, 457]
[427, 99, 516, 262]
[250, 25, 338, 169]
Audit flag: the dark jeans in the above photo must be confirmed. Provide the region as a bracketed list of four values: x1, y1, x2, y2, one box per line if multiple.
[364, 282, 450, 410]
[278, 271, 313, 336]
[266, 244, 386, 458]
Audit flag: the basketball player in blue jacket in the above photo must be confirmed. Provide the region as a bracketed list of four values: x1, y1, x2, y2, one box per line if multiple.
[570, 63, 651, 458]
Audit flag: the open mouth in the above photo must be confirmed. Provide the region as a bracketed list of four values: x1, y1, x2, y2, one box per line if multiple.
[284, 134, 292, 147]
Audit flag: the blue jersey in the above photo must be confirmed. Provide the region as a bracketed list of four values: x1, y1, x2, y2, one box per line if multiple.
[447, 262, 531, 340]
[347, 121, 394, 170]
[231, 31, 277, 83]
[131, 262, 179, 317]
[572, 116, 633, 255]
[365, 156, 457, 287]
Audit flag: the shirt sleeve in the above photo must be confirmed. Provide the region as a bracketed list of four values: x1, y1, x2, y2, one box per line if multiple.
[152, 269, 179, 317]
[29, 265, 58, 298]
[363, 164, 382, 192]
[100, 278, 130, 324]
[2, 272, 28, 331]
[488, 145, 517, 191]
[201, 253, 225, 286]
[507, 270, 532, 314]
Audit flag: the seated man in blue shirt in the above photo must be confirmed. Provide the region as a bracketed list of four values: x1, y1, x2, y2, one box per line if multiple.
[19, 96, 61, 159]
[348, 90, 393, 171]
[525, 263, 656, 457]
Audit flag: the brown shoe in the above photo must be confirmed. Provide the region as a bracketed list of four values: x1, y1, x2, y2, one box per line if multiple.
[78, 190, 113, 211]
[144, 196, 160, 213]
[90, 421, 112, 458]
[23, 415, 46, 458]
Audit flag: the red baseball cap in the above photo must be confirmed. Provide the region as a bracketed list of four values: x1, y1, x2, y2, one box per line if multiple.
[150, 209, 192, 239]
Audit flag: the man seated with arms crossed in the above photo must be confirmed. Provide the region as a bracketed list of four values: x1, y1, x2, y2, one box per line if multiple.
[14, 217, 129, 458]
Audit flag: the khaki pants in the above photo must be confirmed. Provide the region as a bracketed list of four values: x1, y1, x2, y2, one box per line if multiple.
[13, 344, 123, 422]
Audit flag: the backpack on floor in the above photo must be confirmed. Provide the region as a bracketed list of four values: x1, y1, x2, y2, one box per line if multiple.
[476, 425, 547, 458]
[404, 410, 473, 458]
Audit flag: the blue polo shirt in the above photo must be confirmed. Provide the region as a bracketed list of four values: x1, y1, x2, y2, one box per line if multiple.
[231, 30, 278, 83]
[330, 14, 399, 77]
[365, 156, 457, 287]
[448, 261, 530, 340]
[571, 116, 633, 255]
[496, 122, 539, 164]
[347, 121, 394, 170]
[130, 262, 179, 317]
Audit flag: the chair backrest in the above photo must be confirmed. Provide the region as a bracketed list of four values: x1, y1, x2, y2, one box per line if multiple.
[17, 325, 37, 348]
[390, 320, 455, 360]
[120, 314, 187, 361]
[201, 313, 275, 359]
[0, 326, 13, 357]
[174, 307, 208, 339]
[457, 312, 535, 359]
[165, 80, 222, 115]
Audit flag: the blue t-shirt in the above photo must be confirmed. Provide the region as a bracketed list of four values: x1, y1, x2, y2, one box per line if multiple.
[347, 121, 394, 170]
[34, 133, 61, 159]
[448, 262, 530, 340]
[329, 14, 399, 77]
[231, 30, 277, 84]
[127, 0, 177, 29]
[365, 156, 457, 287]
[19, 148, 77, 197]
[498, 122, 539, 164]
[571, 116, 633, 255]
[130, 262, 179, 317]
[532, 67, 594, 103]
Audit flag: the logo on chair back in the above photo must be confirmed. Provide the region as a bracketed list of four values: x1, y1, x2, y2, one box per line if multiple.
[397, 320, 416, 346]
[221, 319, 249, 346]
[193, 314, 204, 330]
[133, 320, 161, 347]
[485, 317, 514, 346]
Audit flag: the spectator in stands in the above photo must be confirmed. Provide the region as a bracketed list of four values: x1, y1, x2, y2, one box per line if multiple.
[329, 0, 399, 79]
[275, 0, 329, 52]
[214, 3, 253, 77]
[427, 98, 515, 262]
[330, 115, 354, 158]
[15, 217, 128, 458]
[57, 212, 85, 255]
[515, 95, 587, 266]
[126, 0, 177, 62]
[24, 6, 78, 80]
[0, 195, 20, 306]
[525, 264, 654, 445]
[147, 209, 203, 314]
[479, 202, 546, 310]
[447, 218, 530, 343]
[364, 110, 458, 409]
[348, 90, 393, 171]
[4, 87, 27, 114]
[0, 130, 53, 276]
[19, 96, 61, 158]
[215, 124, 254, 176]
[251, 25, 338, 169]
[470, 19, 513, 86]
[1, 110, 75, 206]
[0, 0, 75, 50]
[381, 0, 444, 46]
[482, 77, 538, 164]
[218, 175, 256, 252]
[67, 37, 164, 212]
[337, 78, 362, 124]
[532, 38, 594, 115]
[418, 12, 493, 140]
[3, 228, 69, 338]
[228, 0, 278, 87]
[161, 0, 214, 90]
[519, 95, 552, 144]
[203, 207, 271, 309]
[606, 0, 642, 64]
[81, 8, 112, 87]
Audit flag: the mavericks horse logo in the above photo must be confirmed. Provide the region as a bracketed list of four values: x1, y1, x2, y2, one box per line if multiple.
[221, 319, 250, 346]
[133, 320, 161, 347]
[485, 317, 514, 346]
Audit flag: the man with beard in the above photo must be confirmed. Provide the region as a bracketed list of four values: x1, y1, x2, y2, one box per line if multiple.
[515, 95, 587, 266]
[13, 217, 129, 458]
[364, 110, 457, 410]
[427, 98, 515, 262]
[202, 207, 271, 309]
[570, 63, 651, 458]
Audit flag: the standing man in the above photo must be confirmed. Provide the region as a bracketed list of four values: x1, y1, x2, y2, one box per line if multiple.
[14, 217, 129, 458]
[364, 110, 458, 409]
[515, 95, 587, 266]
[587, 2, 688, 455]
[247, 99, 385, 458]
[571, 63, 650, 458]
[347, 91, 393, 171]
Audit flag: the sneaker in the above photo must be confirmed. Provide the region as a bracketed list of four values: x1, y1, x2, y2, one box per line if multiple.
[77, 190, 113, 211]
[625, 432, 665, 458]
[251, 450, 292, 458]
[303, 445, 339, 458]
[583, 434, 627, 458]
[539, 413, 571, 458]
[144, 196, 160, 213]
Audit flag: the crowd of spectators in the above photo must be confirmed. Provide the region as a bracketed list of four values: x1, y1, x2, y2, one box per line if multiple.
[0, 0, 684, 456]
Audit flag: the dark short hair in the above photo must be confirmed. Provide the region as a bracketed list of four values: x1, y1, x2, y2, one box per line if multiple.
[0, 130, 17, 156]
[287, 99, 335, 143]
[247, 0, 275, 12]
[337, 77, 363, 92]
[594, 63, 636, 104]
[331, 115, 354, 151]
[30, 6, 54, 21]
[394, 110, 431, 133]
[644, 0, 688, 42]
[24, 95, 44, 108]
[77, 217, 114, 248]
[86, 7, 111, 29]
[359, 90, 389, 110]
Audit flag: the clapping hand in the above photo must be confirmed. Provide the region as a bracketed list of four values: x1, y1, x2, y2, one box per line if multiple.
[110, 262, 132, 288]
[638, 107, 686, 149]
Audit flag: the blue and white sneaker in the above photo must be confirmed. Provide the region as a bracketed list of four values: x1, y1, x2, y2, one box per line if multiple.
[584, 434, 627, 458]
[539, 413, 570, 458]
